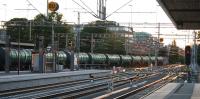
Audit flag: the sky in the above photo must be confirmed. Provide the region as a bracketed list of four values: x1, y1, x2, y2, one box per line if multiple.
[0, 0, 195, 48]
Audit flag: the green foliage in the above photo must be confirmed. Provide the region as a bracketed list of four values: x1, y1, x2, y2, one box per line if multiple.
[5, 12, 73, 49]
[94, 33, 125, 54]
[80, 20, 125, 54]
[169, 40, 184, 64]
[5, 18, 31, 43]
[33, 12, 73, 48]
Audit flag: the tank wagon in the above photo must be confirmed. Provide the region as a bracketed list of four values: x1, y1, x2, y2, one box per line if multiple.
[0, 48, 32, 70]
[0, 48, 166, 70]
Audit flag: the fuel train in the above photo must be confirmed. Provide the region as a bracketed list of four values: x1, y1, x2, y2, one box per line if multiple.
[0, 48, 166, 70]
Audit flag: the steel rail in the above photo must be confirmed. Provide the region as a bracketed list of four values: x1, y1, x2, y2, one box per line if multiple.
[114, 75, 177, 99]
[0, 74, 113, 97]
[46, 73, 159, 99]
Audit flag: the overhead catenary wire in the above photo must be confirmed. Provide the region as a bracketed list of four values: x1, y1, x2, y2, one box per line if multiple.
[72, 0, 99, 19]
[79, 0, 98, 17]
[26, 0, 43, 15]
[106, 0, 133, 19]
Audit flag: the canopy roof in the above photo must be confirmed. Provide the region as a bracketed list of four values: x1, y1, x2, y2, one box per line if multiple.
[157, 0, 200, 29]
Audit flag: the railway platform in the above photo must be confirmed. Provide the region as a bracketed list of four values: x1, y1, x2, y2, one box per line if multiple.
[0, 70, 111, 92]
[143, 83, 200, 99]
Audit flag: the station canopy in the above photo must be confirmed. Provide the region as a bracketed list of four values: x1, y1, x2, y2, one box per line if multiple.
[157, 0, 200, 29]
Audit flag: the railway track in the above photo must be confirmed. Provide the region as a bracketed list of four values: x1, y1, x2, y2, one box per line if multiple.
[0, 72, 137, 98]
[0, 72, 155, 99]
[0, 73, 117, 96]
[95, 74, 177, 99]
[0, 65, 181, 99]
[113, 75, 177, 99]
[51, 73, 160, 99]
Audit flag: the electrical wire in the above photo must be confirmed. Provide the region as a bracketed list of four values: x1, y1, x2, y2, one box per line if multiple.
[72, 0, 99, 19]
[79, 0, 98, 17]
[106, 0, 133, 19]
[26, 0, 43, 15]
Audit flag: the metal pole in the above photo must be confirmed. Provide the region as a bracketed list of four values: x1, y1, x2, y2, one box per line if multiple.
[3, 4, 7, 21]
[129, 5, 132, 27]
[77, 12, 80, 53]
[29, 20, 32, 40]
[47, 0, 49, 18]
[193, 31, 197, 73]
[77, 12, 80, 70]
[91, 33, 94, 53]
[155, 23, 160, 67]
[125, 32, 127, 54]
[184, 35, 186, 64]
[194, 31, 197, 64]
[5, 29, 10, 73]
[65, 33, 68, 50]
[18, 27, 21, 75]
[52, 19, 56, 72]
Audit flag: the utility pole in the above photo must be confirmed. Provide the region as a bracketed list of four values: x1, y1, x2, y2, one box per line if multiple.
[91, 33, 94, 53]
[47, 0, 49, 18]
[193, 31, 197, 74]
[76, 12, 81, 70]
[52, 18, 56, 72]
[65, 33, 68, 50]
[48, 1, 59, 72]
[29, 20, 32, 41]
[2, 4, 7, 21]
[5, 29, 10, 73]
[18, 27, 21, 75]
[77, 12, 80, 53]
[129, 5, 133, 27]
[97, 0, 106, 20]
[155, 23, 160, 67]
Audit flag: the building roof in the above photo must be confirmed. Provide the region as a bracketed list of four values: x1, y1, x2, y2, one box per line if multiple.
[133, 32, 151, 41]
[157, 0, 200, 29]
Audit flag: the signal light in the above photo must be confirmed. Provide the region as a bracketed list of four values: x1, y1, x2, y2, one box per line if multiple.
[185, 45, 191, 65]
[68, 40, 73, 47]
[160, 38, 163, 42]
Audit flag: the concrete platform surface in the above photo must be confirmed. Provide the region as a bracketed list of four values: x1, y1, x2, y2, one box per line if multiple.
[0, 70, 111, 91]
[0, 70, 111, 83]
[143, 83, 200, 99]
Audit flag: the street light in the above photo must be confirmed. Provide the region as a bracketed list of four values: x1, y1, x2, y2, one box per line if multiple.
[129, 5, 132, 28]
[2, 4, 7, 21]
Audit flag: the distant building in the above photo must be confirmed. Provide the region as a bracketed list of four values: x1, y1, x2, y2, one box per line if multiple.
[0, 29, 6, 41]
[130, 32, 156, 55]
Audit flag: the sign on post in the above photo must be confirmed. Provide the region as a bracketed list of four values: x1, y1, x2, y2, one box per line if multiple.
[48, 1, 59, 12]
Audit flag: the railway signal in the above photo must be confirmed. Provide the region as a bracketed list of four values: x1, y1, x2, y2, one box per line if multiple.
[185, 45, 191, 65]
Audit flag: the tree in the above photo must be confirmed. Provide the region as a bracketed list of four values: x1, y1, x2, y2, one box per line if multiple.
[169, 39, 184, 64]
[5, 12, 73, 50]
[80, 20, 125, 54]
[5, 18, 30, 43]
[33, 12, 73, 49]
[94, 33, 125, 54]
[80, 25, 109, 53]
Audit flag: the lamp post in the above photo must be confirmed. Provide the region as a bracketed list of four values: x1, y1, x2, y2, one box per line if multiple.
[129, 5, 133, 28]
[2, 4, 7, 21]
